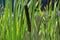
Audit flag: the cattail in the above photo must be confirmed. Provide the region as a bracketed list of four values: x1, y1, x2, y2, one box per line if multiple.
[47, 0, 50, 5]
[24, 5, 31, 32]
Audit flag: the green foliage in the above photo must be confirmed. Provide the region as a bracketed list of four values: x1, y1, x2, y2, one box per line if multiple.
[0, 0, 60, 40]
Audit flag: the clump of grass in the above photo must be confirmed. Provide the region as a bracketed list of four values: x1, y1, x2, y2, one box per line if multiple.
[0, 0, 60, 40]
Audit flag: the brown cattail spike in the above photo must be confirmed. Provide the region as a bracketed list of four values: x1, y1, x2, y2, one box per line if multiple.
[24, 5, 31, 32]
